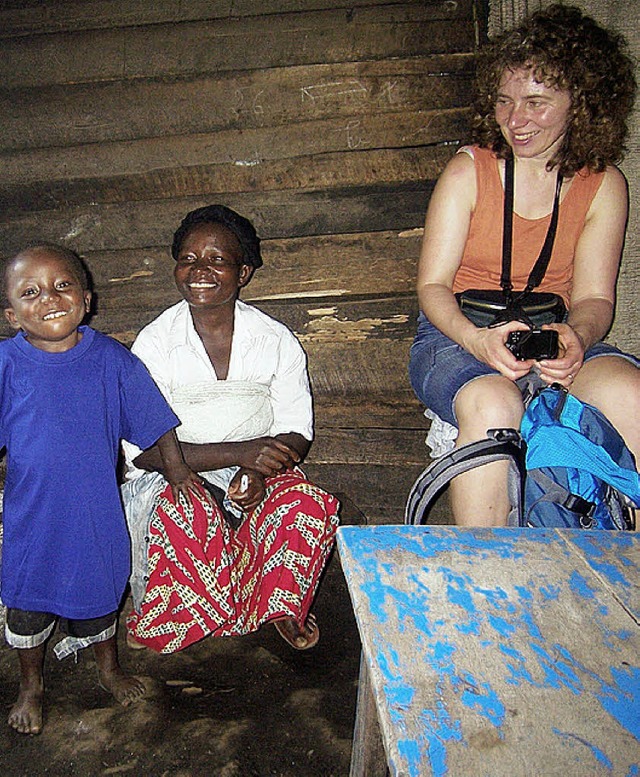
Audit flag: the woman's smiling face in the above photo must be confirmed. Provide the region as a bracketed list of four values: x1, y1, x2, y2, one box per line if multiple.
[173, 222, 253, 310]
[494, 67, 572, 161]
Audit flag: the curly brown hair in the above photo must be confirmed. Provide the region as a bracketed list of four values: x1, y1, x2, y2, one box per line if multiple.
[472, 4, 637, 176]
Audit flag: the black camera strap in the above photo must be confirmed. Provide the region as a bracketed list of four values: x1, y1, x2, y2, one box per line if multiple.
[500, 155, 563, 306]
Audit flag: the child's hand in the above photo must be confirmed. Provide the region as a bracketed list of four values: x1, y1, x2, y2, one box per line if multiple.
[166, 465, 202, 506]
[155, 429, 201, 505]
[227, 469, 265, 512]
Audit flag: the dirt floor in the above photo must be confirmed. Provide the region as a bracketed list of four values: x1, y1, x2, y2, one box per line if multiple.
[0, 502, 366, 777]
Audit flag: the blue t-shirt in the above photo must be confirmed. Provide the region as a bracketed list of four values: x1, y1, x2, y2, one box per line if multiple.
[0, 326, 179, 619]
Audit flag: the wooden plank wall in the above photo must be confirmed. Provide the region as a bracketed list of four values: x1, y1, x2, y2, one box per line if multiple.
[0, 0, 481, 521]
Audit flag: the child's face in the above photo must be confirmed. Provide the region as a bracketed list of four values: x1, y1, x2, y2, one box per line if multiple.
[4, 249, 91, 352]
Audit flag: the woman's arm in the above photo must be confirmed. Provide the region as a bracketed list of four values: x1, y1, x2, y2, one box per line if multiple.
[416, 152, 475, 333]
[566, 166, 627, 347]
[224, 432, 311, 510]
[538, 166, 628, 385]
[417, 151, 533, 380]
[133, 433, 306, 478]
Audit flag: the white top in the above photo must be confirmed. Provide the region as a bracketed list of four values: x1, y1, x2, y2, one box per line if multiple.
[122, 299, 313, 478]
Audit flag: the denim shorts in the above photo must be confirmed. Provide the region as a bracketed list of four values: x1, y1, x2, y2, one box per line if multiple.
[408, 313, 639, 427]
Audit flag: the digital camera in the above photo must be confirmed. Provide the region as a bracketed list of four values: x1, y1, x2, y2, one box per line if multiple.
[506, 329, 559, 361]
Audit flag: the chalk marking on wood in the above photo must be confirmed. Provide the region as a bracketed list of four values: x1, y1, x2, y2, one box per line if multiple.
[344, 118, 364, 149]
[233, 86, 265, 118]
[379, 80, 398, 105]
[61, 213, 100, 240]
[301, 80, 368, 104]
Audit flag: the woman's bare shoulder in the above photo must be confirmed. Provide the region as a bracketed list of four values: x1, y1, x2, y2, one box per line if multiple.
[587, 165, 628, 218]
[431, 148, 477, 212]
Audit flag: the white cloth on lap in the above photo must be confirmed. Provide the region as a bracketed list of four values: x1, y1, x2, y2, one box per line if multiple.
[171, 379, 273, 487]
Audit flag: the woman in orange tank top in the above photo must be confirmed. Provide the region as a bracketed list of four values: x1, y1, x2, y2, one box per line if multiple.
[409, 4, 639, 526]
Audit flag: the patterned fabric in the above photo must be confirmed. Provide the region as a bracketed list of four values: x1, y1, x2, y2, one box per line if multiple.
[126, 469, 339, 654]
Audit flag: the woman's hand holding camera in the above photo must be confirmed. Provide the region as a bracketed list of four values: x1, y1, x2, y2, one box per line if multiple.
[536, 323, 585, 387]
[466, 321, 536, 381]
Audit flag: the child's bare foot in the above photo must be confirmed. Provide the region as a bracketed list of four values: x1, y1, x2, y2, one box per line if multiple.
[94, 635, 146, 706]
[9, 683, 44, 734]
[98, 667, 147, 707]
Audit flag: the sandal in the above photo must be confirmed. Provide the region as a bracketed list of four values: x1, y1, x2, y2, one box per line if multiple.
[274, 613, 320, 651]
[125, 631, 147, 651]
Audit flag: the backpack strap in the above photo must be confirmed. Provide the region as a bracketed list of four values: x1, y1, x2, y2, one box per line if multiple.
[405, 428, 526, 526]
[527, 470, 635, 531]
[528, 470, 596, 526]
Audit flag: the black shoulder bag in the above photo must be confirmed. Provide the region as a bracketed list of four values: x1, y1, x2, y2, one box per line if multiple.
[456, 156, 567, 330]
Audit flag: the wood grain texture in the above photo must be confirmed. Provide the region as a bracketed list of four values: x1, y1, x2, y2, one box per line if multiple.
[0, 141, 464, 214]
[0, 184, 435, 256]
[0, 0, 472, 38]
[338, 526, 640, 776]
[16, 228, 422, 306]
[0, 57, 473, 153]
[0, 3, 474, 87]
[306, 463, 423, 522]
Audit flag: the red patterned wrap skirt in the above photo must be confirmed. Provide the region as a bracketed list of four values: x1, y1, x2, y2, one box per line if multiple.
[126, 469, 339, 653]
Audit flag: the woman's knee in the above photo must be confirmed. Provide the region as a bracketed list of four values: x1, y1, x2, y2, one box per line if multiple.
[574, 357, 639, 413]
[574, 357, 640, 452]
[455, 376, 524, 439]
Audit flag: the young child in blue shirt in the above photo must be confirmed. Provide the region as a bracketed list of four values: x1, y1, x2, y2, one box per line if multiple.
[0, 243, 200, 734]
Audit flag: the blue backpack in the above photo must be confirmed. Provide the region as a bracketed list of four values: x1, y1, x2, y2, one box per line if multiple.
[405, 384, 639, 530]
[520, 386, 639, 529]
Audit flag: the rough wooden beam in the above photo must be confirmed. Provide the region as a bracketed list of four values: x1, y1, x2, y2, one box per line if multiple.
[0, 183, 435, 256]
[0, 0, 471, 37]
[305, 462, 424, 522]
[0, 4, 474, 87]
[0, 140, 462, 214]
[308, 427, 428, 467]
[0, 56, 474, 152]
[70, 229, 424, 304]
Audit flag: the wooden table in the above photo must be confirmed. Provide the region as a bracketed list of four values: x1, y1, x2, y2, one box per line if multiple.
[337, 525, 639, 777]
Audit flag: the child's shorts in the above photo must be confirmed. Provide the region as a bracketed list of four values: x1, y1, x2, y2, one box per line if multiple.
[5, 608, 117, 660]
[409, 314, 640, 427]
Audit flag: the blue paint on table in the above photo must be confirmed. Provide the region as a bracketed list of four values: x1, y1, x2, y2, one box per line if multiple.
[338, 525, 640, 777]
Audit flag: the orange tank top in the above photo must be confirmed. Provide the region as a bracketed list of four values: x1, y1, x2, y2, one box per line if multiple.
[453, 146, 604, 306]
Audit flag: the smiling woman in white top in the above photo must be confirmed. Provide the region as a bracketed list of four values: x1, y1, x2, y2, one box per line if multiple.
[121, 204, 339, 654]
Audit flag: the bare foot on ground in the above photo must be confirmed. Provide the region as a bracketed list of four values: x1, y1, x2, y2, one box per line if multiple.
[9, 683, 44, 734]
[274, 613, 320, 650]
[98, 667, 147, 706]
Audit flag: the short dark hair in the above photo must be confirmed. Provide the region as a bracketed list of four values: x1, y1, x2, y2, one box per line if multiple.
[472, 4, 637, 176]
[1, 243, 91, 305]
[171, 205, 263, 268]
